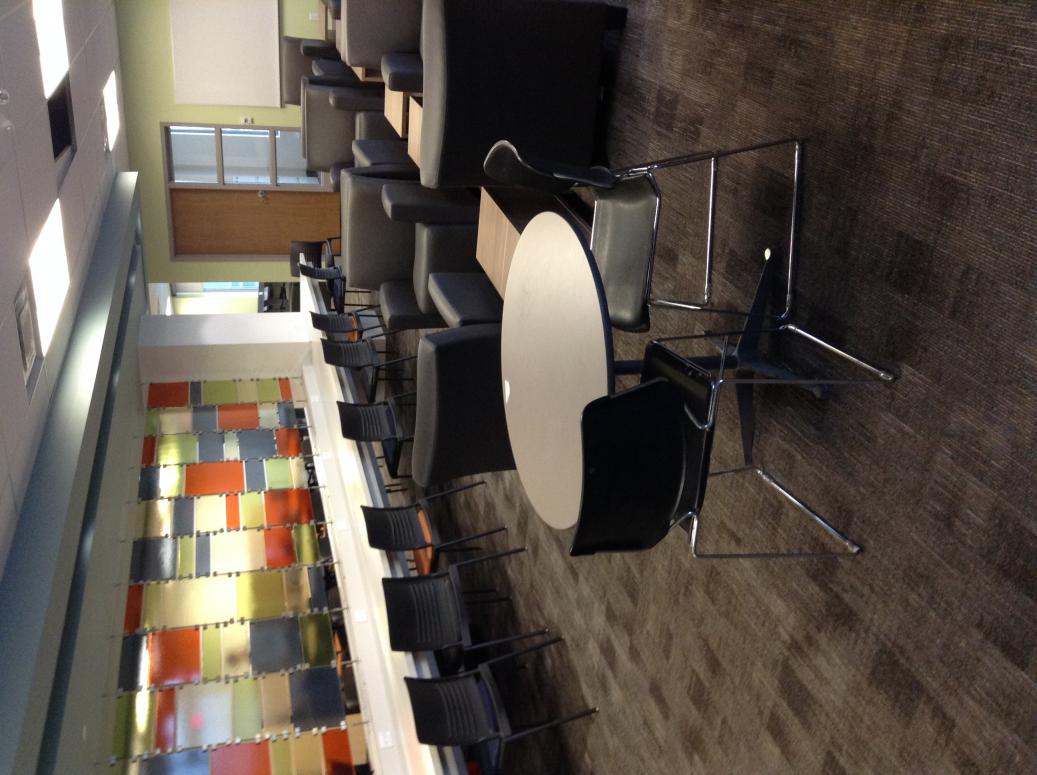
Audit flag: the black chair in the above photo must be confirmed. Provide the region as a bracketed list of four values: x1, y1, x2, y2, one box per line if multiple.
[382, 554, 546, 670]
[361, 481, 495, 571]
[337, 394, 414, 479]
[321, 338, 414, 401]
[405, 642, 598, 774]
[483, 137, 803, 330]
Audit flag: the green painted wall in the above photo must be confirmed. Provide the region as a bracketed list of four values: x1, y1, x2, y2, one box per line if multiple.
[115, 0, 326, 282]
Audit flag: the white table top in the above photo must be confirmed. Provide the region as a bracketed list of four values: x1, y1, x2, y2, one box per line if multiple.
[501, 211, 614, 529]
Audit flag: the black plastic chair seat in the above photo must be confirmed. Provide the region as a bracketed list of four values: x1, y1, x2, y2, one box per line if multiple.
[362, 504, 432, 550]
[299, 39, 340, 59]
[382, 574, 465, 652]
[428, 272, 503, 327]
[312, 57, 350, 77]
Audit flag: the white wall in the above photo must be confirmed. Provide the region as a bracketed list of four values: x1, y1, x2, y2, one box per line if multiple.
[0, 0, 127, 573]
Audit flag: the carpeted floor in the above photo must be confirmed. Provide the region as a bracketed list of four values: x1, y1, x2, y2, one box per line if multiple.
[392, 1, 1036, 772]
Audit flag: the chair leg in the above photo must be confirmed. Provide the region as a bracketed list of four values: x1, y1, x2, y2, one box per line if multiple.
[690, 465, 862, 559]
[504, 707, 599, 745]
[467, 628, 550, 652]
[783, 324, 897, 383]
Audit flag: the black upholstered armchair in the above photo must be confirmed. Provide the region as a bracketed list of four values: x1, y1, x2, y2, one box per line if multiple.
[418, 0, 621, 188]
[339, 0, 422, 70]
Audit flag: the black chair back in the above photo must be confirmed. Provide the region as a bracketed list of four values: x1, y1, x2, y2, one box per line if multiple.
[299, 262, 342, 281]
[290, 239, 324, 275]
[404, 672, 498, 746]
[382, 574, 464, 652]
[570, 379, 691, 556]
[337, 401, 396, 442]
[321, 338, 378, 369]
[310, 311, 362, 336]
[361, 504, 428, 551]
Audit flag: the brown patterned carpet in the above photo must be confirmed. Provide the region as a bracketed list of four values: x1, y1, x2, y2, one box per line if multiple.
[389, 1, 1037, 772]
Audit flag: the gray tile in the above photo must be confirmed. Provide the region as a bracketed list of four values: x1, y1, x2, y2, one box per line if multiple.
[244, 459, 266, 492]
[249, 617, 303, 673]
[197, 432, 225, 462]
[192, 405, 218, 432]
[237, 429, 276, 460]
[172, 499, 194, 537]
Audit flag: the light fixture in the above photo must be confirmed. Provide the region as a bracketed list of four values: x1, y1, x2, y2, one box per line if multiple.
[31, 0, 70, 98]
[28, 201, 70, 355]
[103, 70, 120, 148]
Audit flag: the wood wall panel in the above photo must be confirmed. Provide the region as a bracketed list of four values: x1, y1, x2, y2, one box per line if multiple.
[170, 189, 339, 255]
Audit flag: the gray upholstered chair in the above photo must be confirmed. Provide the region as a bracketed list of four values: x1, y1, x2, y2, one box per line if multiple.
[411, 324, 515, 487]
[418, 0, 622, 188]
[483, 137, 804, 332]
[280, 36, 352, 106]
[339, 0, 422, 70]
[301, 76, 384, 170]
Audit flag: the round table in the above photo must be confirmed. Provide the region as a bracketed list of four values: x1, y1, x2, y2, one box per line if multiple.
[500, 211, 614, 529]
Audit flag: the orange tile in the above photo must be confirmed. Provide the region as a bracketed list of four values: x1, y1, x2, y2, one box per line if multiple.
[211, 740, 271, 775]
[124, 584, 143, 633]
[323, 729, 354, 775]
[264, 490, 313, 526]
[218, 403, 260, 431]
[149, 629, 201, 687]
[155, 688, 177, 752]
[141, 436, 157, 466]
[275, 428, 302, 457]
[148, 382, 189, 408]
[185, 462, 245, 496]
[226, 494, 240, 530]
[263, 527, 296, 569]
[278, 378, 292, 400]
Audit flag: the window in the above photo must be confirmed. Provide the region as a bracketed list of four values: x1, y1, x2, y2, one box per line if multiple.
[47, 74, 75, 160]
[165, 124, 323, 189]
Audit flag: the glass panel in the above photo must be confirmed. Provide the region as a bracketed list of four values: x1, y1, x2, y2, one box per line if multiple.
[168, 125, 218, 184]
[275, 129, 319, 186]
[175, 683, 233, 749]
[221, 622, 252, 677]
[194, 495, 226, 533]
[260, 674, 293, 737]
[222, 127, 271, 185]
[156, 433, 198, 465]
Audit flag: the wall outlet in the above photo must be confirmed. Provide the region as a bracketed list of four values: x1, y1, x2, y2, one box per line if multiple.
[241, 116, 254, 125]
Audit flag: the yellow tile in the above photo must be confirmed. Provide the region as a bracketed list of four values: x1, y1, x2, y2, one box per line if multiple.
[160, 577, 236, 628]
[293, 525, 319, 566]
[289, 457, 311, 489]
[347, 712, 369, 766]
[259, 674, 293, 737]
[283, 568, 312, 614]
[232, 678, 263, 740]
[269, 736, 292, 775]
[241, 492, 265, 528]
[157, 466, 185, 499]
[236, 572, 285, 620]
[138, 500, 173, 538]
[290, 732, 325, 775]
[177, 536, 195, 577]
[209, 531, 266, 575]
[221, 622, 251, 677]
[237, 379, 260, 403]
[203, 380, 239, 405]
[141, 583, 164, 630]
[202, 626, 222, 681]
[128, 690, 156, 757]
[256, 379, 282, 403]
[157, 408, 193, 435]
[194, 495, 226, 533]
[111, 693, 133, 759]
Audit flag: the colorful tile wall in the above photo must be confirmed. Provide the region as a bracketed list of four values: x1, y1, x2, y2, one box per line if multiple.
[114, 380, 365, 772]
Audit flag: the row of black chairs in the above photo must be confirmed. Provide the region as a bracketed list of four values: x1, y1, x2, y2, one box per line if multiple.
[361, 485, 597, 773]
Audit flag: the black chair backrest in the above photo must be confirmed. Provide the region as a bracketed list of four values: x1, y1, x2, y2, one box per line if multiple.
[289, 239, 324, 275]
[483, 140, 618, 192]
[382, 574, 464, 652]
[321, 338, 377, 369]
[361, 504, 428, 551]
[299, 262, 342, 281]
[570, 379, 690, 556]
[337, 401, 395, 442]
[404, 672, 498, 746]
[641, 342, 717, 518]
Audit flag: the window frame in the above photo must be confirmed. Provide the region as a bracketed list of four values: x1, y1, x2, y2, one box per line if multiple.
[161, 122, 330, 192]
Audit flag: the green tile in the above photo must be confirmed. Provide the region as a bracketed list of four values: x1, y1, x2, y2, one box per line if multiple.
[240, 492, 265, 528]
[256, 379, 282, 403]
[298, 614, 335, 666]
[177, 536, 195, 577]
[141, 583, 164, 630]
[156, 433, 198, 465]
[293, 525, 319, 565]
[203, 380, 239, 405]
[232, 678, 263, 739]
[202, 627, 222, 681]
[269, 737, 292, 775]
[111, 692, 133, 759]
[264, 459, 293, 490]
[145, 410, 161, 436]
